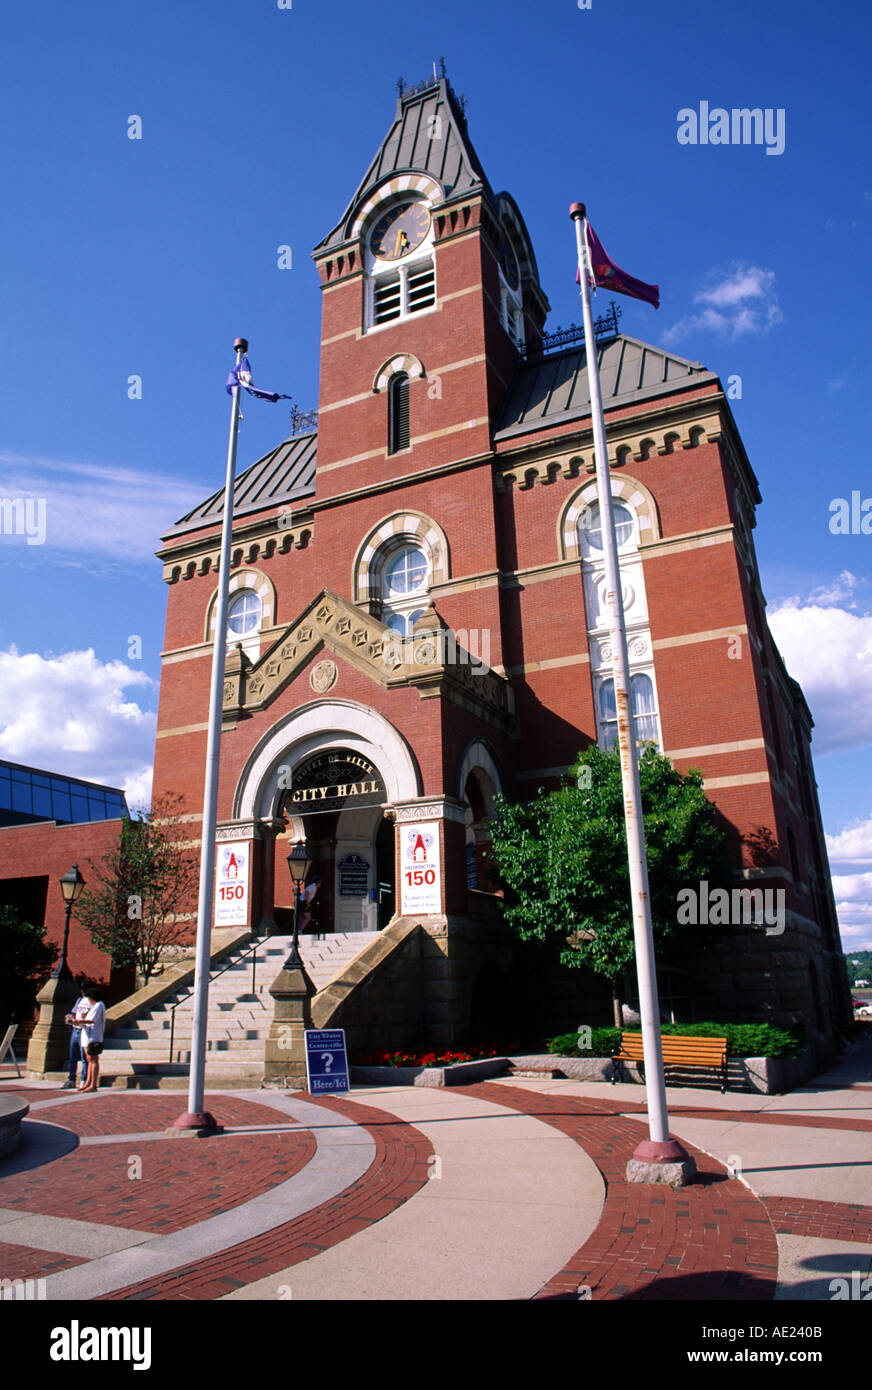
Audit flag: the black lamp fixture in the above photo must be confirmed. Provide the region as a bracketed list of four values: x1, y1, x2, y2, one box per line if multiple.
[284, 840, 311, 970]
[55, 863, 86, 979]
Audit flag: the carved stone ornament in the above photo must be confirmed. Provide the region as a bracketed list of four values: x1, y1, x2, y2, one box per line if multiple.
[310, 659, 338, 694]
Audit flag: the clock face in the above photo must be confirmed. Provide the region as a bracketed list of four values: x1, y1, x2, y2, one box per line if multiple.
[370, 200, 431, 261]
[499, 237, 520, 290]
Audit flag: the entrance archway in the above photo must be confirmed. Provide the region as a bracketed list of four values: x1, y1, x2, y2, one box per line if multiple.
[233, 700, 420, 934]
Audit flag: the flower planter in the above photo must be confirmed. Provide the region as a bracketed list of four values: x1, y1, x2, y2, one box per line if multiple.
[351, 1056, 509, 1087]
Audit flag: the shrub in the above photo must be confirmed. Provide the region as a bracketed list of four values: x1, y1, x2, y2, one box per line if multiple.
[547, 1020, 802, 1059]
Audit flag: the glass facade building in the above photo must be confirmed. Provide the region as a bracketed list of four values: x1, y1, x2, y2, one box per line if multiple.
[0, 760, 128, 828]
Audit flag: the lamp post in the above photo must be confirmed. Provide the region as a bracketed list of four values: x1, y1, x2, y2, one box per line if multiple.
[55, 864, 85, 979]
[285, 841, 311, 971]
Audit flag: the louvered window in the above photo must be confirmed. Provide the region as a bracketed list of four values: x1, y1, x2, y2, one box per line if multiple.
[369, 258, 436, 330]
[388, 373, 410, 454]
[407, 262, 436, 312]
[374, 273, 402, 325]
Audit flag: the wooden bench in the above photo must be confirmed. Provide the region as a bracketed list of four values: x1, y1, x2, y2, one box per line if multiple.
[612, 1032, 728, 1092]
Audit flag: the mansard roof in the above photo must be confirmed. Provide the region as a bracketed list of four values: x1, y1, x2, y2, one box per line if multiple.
[315, 75, 493, 254]
[495, 334, 720, 440]
[164, 431, 317, 540]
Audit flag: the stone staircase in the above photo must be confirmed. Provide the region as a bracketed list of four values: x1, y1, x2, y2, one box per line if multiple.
[98, 932, 379, 1089]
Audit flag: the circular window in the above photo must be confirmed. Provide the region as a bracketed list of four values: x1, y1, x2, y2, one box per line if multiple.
[385, 546, 428, 595]
[579, 501, 635, 552]
[227, 590, 262, 636]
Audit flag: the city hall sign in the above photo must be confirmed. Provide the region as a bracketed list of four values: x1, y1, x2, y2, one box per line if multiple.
[280, 750, 386, 815]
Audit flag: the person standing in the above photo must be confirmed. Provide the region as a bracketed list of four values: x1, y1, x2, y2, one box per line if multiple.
[79, 985, 106, 1093]
[299, 875, 322, 935]
[62, 979, 89, 1089]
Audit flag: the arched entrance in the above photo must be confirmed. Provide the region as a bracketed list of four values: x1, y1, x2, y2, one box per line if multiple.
[232, 700, 420, 934]
[278, 750, 386, 933]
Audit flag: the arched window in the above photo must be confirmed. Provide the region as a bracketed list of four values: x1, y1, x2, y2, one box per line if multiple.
[578, 500, 636, 555]
[381, 543, 429, 635]
[597, 672, 660, 751]
[388, 373, 410, 454]
[227, 590, 262, 639]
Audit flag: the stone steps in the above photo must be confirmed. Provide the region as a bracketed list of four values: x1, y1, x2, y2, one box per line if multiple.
[97, 931, 378, 1088]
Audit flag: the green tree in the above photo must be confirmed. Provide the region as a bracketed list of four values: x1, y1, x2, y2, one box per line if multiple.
[75, 794, 198, 987]
[489, 744, 735, 1025]
[0, 905, 58, 1029]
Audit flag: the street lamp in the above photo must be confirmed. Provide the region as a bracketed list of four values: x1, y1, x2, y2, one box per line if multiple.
[285, 841, 311, 971]
[55, 863, 85, 979]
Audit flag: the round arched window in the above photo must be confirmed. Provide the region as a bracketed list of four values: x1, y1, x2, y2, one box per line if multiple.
[381, 544, 429, 636]
[227, 590, 262, 637]
[385, 545, 427, 595]
[579, 501, 635, 552]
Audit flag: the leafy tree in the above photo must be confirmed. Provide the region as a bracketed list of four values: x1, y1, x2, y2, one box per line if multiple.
[75, 793, 198, 987]
[0, 905, 58, 1029]
[489, 744, 734, 1025]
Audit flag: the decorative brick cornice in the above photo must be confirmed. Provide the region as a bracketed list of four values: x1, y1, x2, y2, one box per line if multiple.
[159, 509, 315, 585]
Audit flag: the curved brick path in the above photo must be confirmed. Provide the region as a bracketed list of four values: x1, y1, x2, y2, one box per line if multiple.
[1, 1073, 870, 1300]
[461, 1082, 780, 1300]
[102, 1092, 433, 1301]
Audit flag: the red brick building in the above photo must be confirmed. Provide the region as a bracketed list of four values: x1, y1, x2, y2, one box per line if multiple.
[132, 75, 850, 1048]
[0, 761, 129, 988]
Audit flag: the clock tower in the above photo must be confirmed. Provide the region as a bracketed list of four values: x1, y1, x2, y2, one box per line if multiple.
[310, 71, 549, 499]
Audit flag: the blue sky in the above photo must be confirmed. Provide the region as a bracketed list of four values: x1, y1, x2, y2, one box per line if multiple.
[1, 0, 871, 947]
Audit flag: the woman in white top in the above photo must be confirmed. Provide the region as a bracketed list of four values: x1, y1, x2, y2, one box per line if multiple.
[79, 986, 106, 1093]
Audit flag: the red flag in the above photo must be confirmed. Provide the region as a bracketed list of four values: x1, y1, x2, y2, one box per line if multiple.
[576, 222, 659, 309]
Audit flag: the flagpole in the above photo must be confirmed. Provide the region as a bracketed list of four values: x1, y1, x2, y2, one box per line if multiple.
[174, 336, 247, 1133]
[570, 206, 693, 1181]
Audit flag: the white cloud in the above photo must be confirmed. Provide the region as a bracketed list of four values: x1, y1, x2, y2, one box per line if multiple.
[832, 870, 872, 950]
[664, 263, 783, 344]
[0, 646, 155, 805]
[0, 451, 206, 565]
[827, 816, 872, 867]
[805, 571, 864, 608]
[767, 599, 872, 755]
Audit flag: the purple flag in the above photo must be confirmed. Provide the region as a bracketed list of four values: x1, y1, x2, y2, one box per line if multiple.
[226, 355, 292, 402]
[576, 223, 659, 309]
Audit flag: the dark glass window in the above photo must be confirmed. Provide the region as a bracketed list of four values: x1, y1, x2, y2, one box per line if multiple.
[52, 790, 72, 821]
[32, 786, 53, 818]
[11, 780, 33, 814]
[70, 794, 89, 822]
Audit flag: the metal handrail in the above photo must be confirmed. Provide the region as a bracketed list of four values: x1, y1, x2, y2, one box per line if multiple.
[167, 931, 277, 1063]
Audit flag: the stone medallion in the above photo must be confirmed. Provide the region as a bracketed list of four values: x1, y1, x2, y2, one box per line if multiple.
[310, 659, 338, 694]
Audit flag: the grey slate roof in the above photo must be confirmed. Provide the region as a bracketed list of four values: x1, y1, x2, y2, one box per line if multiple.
[316, 77, 493, 253]
[495, 335, 719, 440]
[164, 432, 317, 539]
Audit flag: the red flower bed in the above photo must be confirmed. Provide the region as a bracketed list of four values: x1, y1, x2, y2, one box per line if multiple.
[351, 1045, 505, 1068]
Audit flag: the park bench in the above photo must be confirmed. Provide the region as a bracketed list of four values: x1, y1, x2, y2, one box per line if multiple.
[612, 1032, 729, 1092]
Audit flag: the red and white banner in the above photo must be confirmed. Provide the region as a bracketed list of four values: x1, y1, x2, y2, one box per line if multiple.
[214, 841, 250, 927]
[399, 822, 441, 915]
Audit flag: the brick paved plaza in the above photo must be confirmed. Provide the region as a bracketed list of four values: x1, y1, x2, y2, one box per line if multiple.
[1, 1036, 870, 1306]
